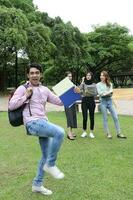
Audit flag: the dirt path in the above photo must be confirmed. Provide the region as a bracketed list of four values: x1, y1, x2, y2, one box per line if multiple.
[1, 95, 133, 115]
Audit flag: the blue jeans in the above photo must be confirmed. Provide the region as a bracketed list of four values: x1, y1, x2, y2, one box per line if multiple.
[100, 97, 121, 135]
[26, 119, 65, 187]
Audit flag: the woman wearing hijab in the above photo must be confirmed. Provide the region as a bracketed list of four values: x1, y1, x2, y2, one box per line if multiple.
[80, 71, 97, 138]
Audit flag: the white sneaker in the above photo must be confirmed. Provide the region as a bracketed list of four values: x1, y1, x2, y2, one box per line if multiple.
[89, 132, 95, 138]
[43, 165, 65, 179]
[107, 134, 112, 139]
[81, 132, 87, 138]
[32, 185, 52, 195]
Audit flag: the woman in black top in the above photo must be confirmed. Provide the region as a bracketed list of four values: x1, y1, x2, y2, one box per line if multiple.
[80, 72, 97, 138]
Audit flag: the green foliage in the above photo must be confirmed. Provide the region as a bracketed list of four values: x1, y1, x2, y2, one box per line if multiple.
[0, 7, 29, 50]
[87, 23, 133, 78]
[26, 23, 55, 62]
[128, 41, 133, 52]
[1, 1, 133, 89]
[0, 0, 12, 7]
[41, 12, 55, 28]
[47, 21, 92, 84]
[10, 0, 35, 13]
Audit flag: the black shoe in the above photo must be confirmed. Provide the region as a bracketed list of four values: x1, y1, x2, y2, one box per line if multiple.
[67, 134, 75, 140]
[117, 134, 127, 139]
[73, 134, 77, 137]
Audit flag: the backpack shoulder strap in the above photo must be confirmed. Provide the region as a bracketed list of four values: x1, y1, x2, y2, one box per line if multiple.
[23, 83, 29, 89]
[23, 83, 32, 116]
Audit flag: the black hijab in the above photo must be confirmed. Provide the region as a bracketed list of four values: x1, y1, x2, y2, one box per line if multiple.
[84, 71, 94, 85]
[84, 78, 93, 85]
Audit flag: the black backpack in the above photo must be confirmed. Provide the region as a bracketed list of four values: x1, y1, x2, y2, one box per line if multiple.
[8, 84, 32, 127]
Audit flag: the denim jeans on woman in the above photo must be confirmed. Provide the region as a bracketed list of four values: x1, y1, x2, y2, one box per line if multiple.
[100, 97, 121, 135]
[26, 119, 65, 187]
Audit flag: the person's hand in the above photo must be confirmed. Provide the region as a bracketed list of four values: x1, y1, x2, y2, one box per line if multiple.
[102, 92, 108, 96]
[74, 87, 80, 93]
[102, 92, 113, 96]
[26, 87, 33, 98]
[81, 77, 85, 84]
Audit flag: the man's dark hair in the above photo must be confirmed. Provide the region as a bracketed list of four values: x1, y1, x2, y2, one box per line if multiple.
[27, 63, 42, 74]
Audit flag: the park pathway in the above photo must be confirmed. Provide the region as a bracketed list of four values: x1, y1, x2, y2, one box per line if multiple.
[1, 95, 133, 115]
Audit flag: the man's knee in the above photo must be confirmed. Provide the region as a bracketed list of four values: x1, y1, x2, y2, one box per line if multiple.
[57, 127, 65, 139]
[113, 116, 118, 121]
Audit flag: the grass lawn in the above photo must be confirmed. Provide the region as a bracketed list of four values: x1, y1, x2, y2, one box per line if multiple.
[0, 111, 133, 200]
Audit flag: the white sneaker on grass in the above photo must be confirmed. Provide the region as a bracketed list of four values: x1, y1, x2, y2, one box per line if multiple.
[43, 165, 65, 179]
[32, 185, 52, 195]
[107, 134, 112, 139]
[89, 132, 95, 138]
[81, 132, 87, 138]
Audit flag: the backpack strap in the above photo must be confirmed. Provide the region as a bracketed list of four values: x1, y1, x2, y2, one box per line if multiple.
[28, 103, 32, 116]
[23, 83, 32, 116]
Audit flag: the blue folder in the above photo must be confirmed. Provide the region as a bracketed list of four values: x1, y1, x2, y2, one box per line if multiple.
[59, 86, 81, 107]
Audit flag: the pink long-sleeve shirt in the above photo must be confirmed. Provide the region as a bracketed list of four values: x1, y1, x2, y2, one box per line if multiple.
[8, 82, 63, 125]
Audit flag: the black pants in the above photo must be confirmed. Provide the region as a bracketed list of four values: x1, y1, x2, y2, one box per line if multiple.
[65, 104, 77, 128]
[81, 97, 96, 130]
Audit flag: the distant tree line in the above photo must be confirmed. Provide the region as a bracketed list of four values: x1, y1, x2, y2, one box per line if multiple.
[1, 0, 133, 91]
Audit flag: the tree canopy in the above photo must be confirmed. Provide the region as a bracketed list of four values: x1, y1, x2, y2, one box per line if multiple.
[1, 0, 133, 89]
[86, 23, 133, 77]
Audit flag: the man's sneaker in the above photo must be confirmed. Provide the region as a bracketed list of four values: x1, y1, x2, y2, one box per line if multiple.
[43, 165, 65, 179]
[89, 132, 95, 138]
[81, 132, 87, 138]
[32, 185, 52, 195]
[107, 134, 112, 139]
[117, 134, 127, 139]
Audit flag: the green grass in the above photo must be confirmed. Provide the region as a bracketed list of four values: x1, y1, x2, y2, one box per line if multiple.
[0, 112, 133, 200]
